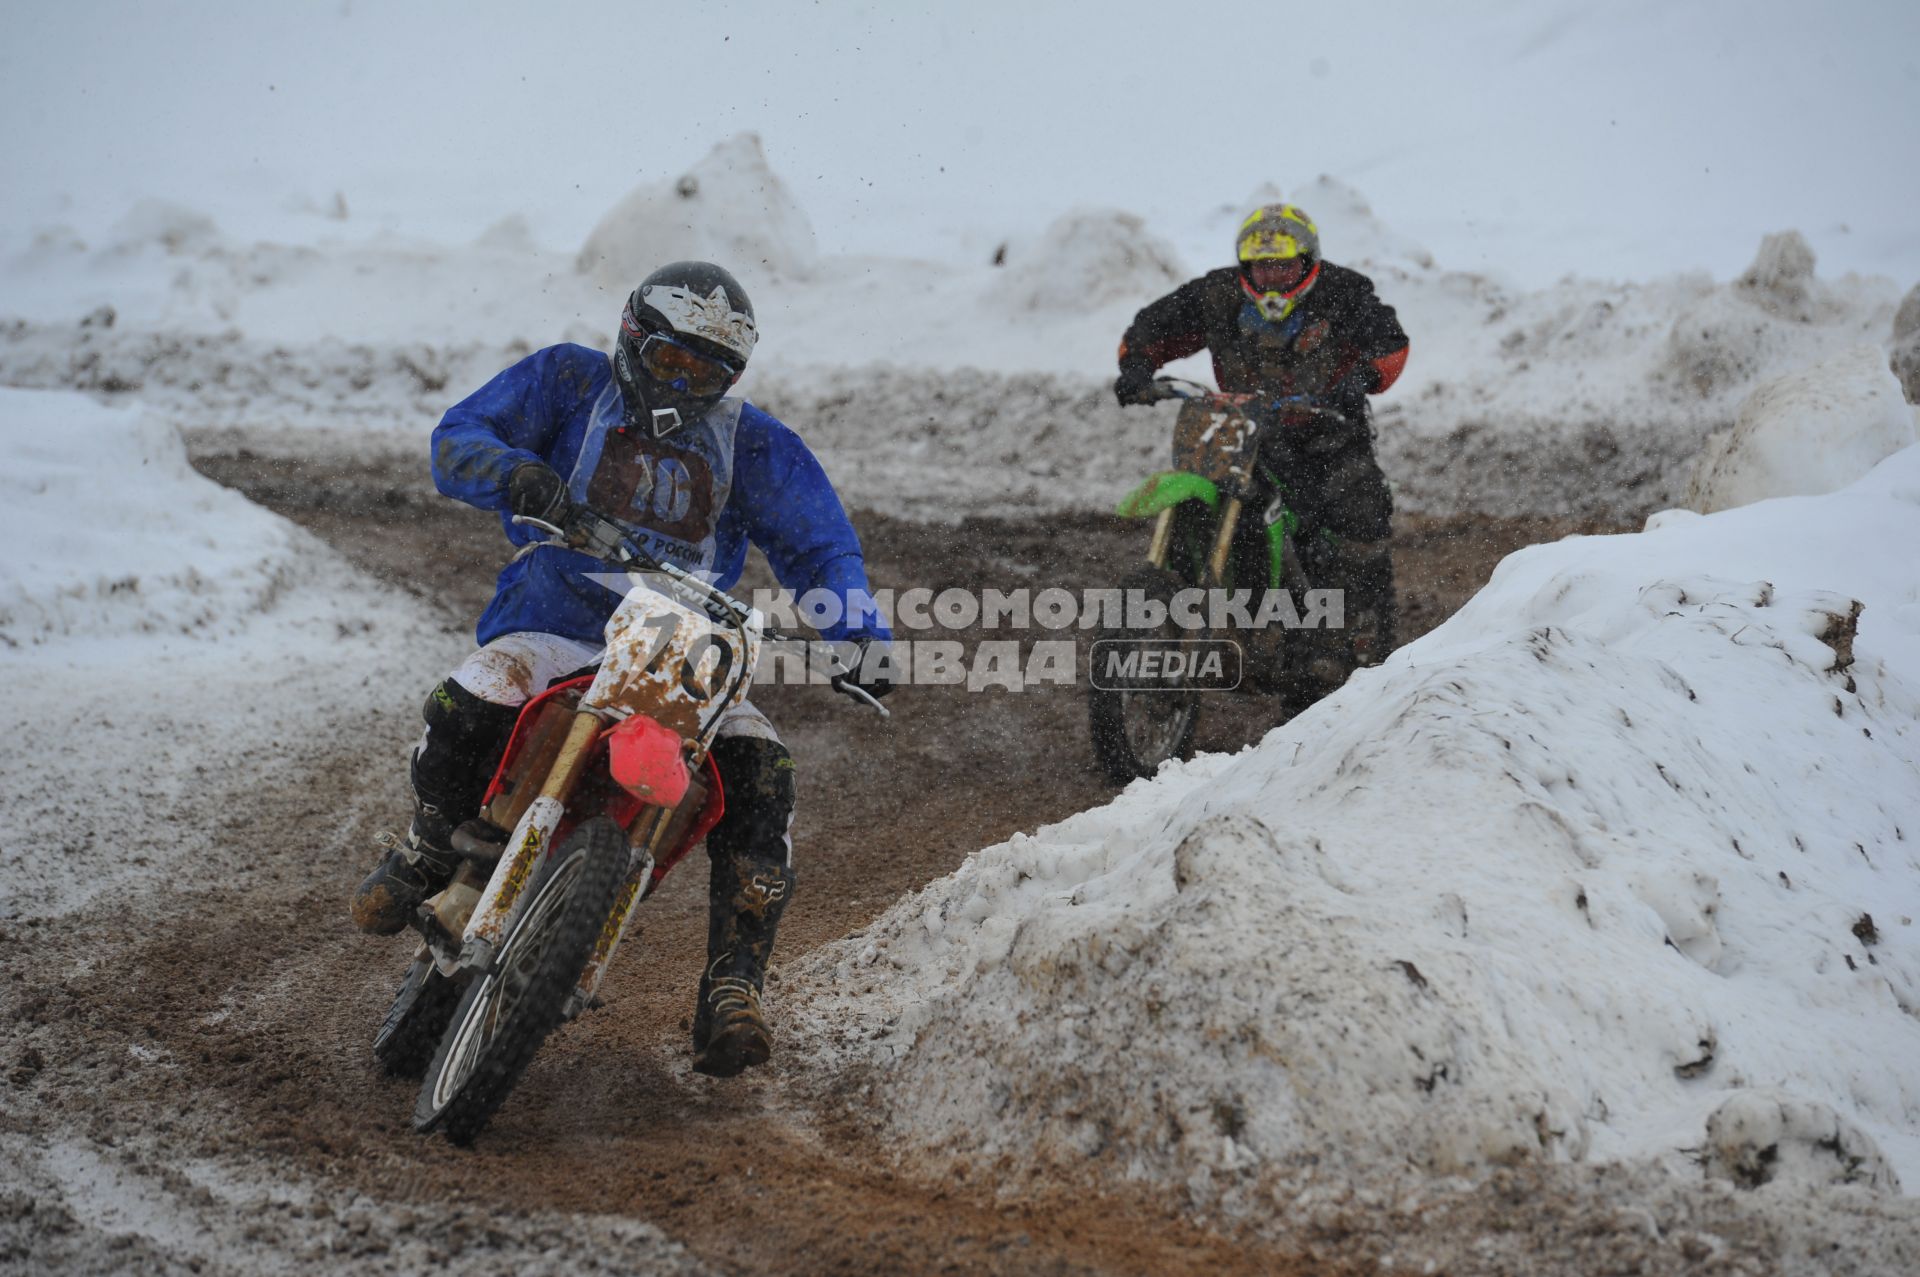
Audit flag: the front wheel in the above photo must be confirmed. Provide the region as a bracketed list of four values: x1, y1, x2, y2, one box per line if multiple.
[1088, 565, 1202, 783]
[412, 817, 628, 1144]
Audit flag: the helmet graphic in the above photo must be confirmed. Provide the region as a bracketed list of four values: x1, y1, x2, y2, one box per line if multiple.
[613, 261, 757, 437]
[1235, 204, 1321, 323]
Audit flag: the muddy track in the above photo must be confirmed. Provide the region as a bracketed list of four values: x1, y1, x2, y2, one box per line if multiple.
[3, 448, 1621, 1275]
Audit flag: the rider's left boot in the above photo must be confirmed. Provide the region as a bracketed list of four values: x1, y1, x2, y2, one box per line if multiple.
[351, 679, 519, 936]
[691, 738, 796, 1078]
[351, 800, 458, 935]
[1341, 538, 1398, 670]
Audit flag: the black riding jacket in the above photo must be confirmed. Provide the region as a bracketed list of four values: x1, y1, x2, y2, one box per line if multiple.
[1118, 263, 1409, 420]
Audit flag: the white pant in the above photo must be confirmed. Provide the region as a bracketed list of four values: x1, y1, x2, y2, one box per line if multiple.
[449, 631, 780, 744]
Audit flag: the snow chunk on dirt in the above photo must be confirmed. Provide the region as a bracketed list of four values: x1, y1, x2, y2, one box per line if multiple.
[992, 209, 1186, 312]
[0, 388, 302, 646]
[791, 449, 1920, 1204]
[1703, 1090, 1901, 1193]
[1686, 344, 1917, 512]
[576, 133, 817, 291]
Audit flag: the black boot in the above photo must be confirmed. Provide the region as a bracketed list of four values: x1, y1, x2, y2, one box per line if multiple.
[692, 738, 796, 1077]
[350, 679, 518, 936]
[1343, 539, 1398, 668]
[1297, 535, 1397, 690]
[351, 800, 458, 935]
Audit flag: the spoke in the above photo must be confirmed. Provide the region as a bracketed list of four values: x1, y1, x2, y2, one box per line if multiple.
[429, 851, 584, 1115]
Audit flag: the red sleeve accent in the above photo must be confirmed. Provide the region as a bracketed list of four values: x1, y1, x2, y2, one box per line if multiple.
[1371, 345, 1408, 393]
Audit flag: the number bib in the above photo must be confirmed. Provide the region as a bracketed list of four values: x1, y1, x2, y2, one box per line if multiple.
[566, 383, 741, 576]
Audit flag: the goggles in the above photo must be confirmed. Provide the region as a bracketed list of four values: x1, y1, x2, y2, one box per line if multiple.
[629, 331, 740, 398]
[1245, 256, 1313, 294]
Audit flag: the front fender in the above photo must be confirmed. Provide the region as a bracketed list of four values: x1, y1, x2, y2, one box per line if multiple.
[1115, 471, 1220, 519]
[605, 714, 691, 808]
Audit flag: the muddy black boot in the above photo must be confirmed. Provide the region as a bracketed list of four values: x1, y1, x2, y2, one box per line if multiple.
[351, 802, 458, 935]
[692, 738, 796, 1078]
[352, 680, 519, 936]
[1294, 535, 1397, 693]
[691, 861, 795, 1077]
[1338, 538, 1398, 669]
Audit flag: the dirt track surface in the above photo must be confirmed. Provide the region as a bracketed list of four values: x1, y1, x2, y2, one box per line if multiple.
[4, 447, 1629, 1275]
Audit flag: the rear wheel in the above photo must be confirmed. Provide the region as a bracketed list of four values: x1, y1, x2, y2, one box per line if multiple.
[412, 817, 628, 1144]
[373, 955, 463, 1080]
[1088, 564, 1202, 782]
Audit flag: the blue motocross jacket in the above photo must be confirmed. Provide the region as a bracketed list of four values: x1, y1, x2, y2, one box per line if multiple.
[430, 343, 889, 649]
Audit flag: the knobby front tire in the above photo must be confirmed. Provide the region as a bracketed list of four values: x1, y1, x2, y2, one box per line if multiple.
[412, 816, 628, 1145]
[1088, 565, 1202, 783]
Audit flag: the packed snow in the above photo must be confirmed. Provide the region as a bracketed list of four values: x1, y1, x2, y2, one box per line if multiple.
[0, 388, 455, 917]
[0, 388, 305, 645]
[788, 444, 1920, 1205]
[1686, 344, 1917, 512]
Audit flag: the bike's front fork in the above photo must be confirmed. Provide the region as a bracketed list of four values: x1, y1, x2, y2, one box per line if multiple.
[1145, 498, 1244, 587]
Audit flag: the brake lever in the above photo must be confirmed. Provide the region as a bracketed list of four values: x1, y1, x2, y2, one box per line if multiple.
[760, 627, 891, 719]
[510, 511, 660, 570]
[830, 673, 891, 718]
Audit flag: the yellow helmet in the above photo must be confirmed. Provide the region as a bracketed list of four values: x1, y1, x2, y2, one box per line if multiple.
[1235, 203, 1322, 321]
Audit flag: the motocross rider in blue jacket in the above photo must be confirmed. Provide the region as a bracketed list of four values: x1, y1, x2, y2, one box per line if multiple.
[351, 261, 893, 1077]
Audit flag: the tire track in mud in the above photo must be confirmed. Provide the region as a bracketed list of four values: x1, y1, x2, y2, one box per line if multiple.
[3, 449, 1616, 1275]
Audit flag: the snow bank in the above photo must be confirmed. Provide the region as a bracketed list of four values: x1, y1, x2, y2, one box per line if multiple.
[1662, 231, 1857, 398]
[0, 388, 302, 645]
[990, 209, 1186, 313]
[789, 448, 1920, 1205]
[1221, 177, 1437, 275]
[1, 146, 1910, 521]
[0, 387, 455, 918]
[576, 133, 818, 292]
[1686, 344, 1917, 512]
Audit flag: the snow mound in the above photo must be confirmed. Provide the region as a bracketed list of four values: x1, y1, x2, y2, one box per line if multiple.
[1285, 176, 1436, 273]
[791, 449, 1920, 1205]
[1201, 179, 1435, 276]
[1686, 344, 1917, 512]
[0, 388, 301, 646]
[1892, 282, 1920, 404]
[1662, 231, 1855, 397]
[992, 209, 1186, 313]
[576, 133, 817, 291]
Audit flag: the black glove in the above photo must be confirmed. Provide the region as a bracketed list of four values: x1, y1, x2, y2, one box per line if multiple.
[1327, 364, 1382, 405]
[506, 462, 574, 525]
[1114, 364, 1157, 407]
[844, 636, 899, 700]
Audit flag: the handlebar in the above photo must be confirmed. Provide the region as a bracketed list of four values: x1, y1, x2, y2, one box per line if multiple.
[1142, 377, 1351, 429]
[1138, 376, 1219, 403]
[510, 513, 890, 718]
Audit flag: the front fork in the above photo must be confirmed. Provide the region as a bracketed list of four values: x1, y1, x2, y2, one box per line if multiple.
[445, 708, 606, 975]
[1146, 498, 1245, 589]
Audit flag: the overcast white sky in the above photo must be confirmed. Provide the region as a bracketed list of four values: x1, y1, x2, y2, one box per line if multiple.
[4, 0, 1916, 284]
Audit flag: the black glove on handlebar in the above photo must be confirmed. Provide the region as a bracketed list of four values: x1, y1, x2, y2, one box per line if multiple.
[1114, 364, 1157, 407]
[507, 462, 575, 525]
[846, 636, 899, 700]
[1327, 365, 1382, 405]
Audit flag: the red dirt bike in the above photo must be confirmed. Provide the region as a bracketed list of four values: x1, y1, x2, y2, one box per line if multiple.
[371, 510, 886, 1144]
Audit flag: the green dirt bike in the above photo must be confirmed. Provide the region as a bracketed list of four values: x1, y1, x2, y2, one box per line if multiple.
[1087, 377, 1352, 782]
